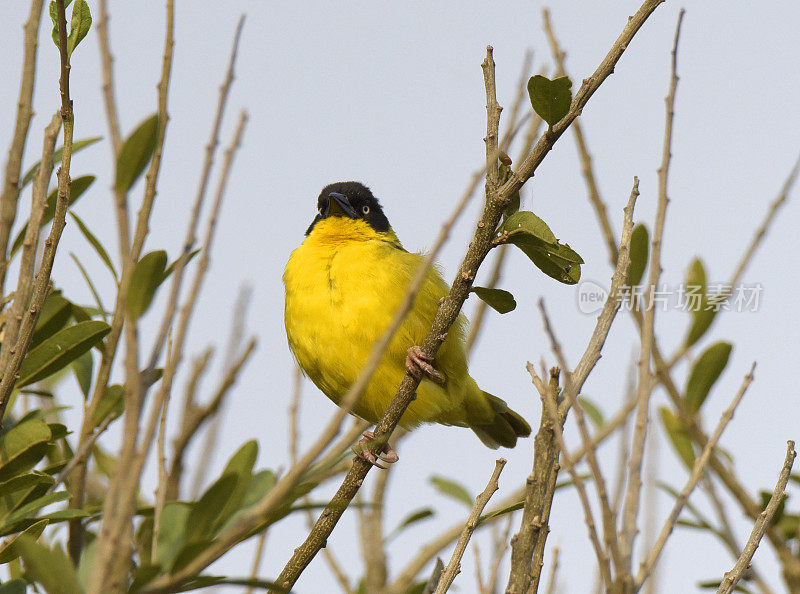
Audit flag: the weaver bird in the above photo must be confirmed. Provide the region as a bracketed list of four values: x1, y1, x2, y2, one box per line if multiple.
[283, 182, 530, 466]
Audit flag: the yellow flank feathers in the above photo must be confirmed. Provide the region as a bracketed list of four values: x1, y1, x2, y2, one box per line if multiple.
[283, 182, 530, 449]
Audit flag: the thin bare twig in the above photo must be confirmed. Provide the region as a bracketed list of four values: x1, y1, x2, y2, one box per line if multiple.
[545, 545, 561, 594]
[728, 152, 800, 288]
[434, 459, 506, 594]
[620, 10, 684, 578]
[0, 0, 45, 295]
[507, 368, 568, 594]
[359, 463, 392, 592]
[0, 113, 61, 375]
[636, 363, 756, 587]
[0, 0, 75, 423]
[262, 3, 664, 588]
[542, 8, 617, 265]
[717, 441, 796, 594]
[141, 132, 482, 594]
[148, 15, 246, 372]
[189, 284, 253, 497]
[540, 300, 625, 576]
[95, 0, 121, 154]
[152, 335, 175, 562]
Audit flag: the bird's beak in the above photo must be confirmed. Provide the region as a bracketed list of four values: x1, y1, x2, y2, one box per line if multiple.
[324, 192, 357, 218]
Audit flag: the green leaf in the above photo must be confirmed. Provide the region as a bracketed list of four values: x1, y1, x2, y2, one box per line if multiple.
[10, 175, 95, 258]
[176, 575, 287, 592]
[0, 519, 47, 564]
[676, 519, 712, 531]
[627, 223, 649, 286]
[430, 475, 472, 507]
[49, 0, 72, 48]
[115, 114, 158, 193]
[498, 211, 582, 284]
[0, 420, 52, 482]
[69, 211, 117, 281]
[241, 469, 277, 508]
[527, 74, 572, 127]
[70, 254, 107, 320]
[15, 536, 83, 594]
[471, 286, 516, 314]
[21, 137, 100, 189]
[66, 0, 91, 56]
[17, 320, 111, 388]
[127, 250, 168, 319]
[524, 247, 581, 285]
[163, 248, 201, 280]
[31, 292, 72, 348]
[477, 501, 524, 527]
[214, 441, 258, 531]
[71, 349, 93, 398]
[499, 162, 520, 219]
[129, 563, 161, 592]
[76, 538, 98, 590]
[387, 508, 435, 542]
[2, 491, 69, 527]
[154, 502, 192, 570]
[578, 396, 604, 427]
[759, 490, 787, 525]
[91, 384, 124, 429]
[501, 211, 557, 245]
[0, 579, 28, 594]
[684, 258, 719, 347]
[171, 539, 212, 573]
[685, 342, 732, 414]
[660, 407, 695, 469]
[185, 474, 239, 542]
[0, 472, 53, 499]
[775, 513, 799, 540]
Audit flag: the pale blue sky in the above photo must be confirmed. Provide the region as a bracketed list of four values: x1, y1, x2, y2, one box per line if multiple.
[2, 1, 799, 592]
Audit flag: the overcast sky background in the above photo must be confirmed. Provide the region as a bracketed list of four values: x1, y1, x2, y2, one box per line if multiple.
[2, 1, 799, 592]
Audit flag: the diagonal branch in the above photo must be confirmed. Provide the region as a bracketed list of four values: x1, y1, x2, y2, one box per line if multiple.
[619, 9, 684, 576]
[434, 459, 506, 593]
[270, 3, 665, 589]
[0, 0, 45, 295]
[716, 441, 796, 594]
[636, 363, 755, 587]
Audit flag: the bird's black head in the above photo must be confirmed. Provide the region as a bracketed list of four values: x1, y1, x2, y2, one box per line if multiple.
[305, 181, 391, 236]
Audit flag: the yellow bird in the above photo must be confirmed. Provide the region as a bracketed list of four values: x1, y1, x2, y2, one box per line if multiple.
[283, 182, 530, 464]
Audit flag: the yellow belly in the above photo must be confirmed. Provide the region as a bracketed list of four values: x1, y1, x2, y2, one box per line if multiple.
[283, 231, 471, 428]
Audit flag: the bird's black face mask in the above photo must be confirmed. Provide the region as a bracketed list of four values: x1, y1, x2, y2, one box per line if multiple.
[305, 181, 391, 235]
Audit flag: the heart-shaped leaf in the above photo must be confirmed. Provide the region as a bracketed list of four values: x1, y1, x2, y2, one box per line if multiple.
[527, 75, 572, 127]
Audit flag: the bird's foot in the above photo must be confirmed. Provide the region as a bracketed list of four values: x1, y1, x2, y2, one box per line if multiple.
[406, 345, 444, 385]
[356, 430, 399, 470]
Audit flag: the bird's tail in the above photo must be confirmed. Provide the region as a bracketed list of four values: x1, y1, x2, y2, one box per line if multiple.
[467, 390, 531, 449]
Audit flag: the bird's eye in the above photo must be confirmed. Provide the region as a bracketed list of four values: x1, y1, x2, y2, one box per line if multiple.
[362, 205, 370, 215]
